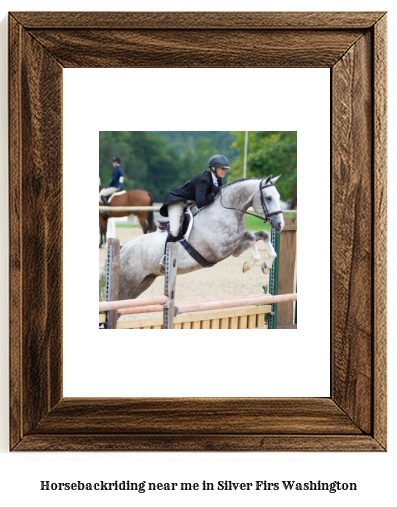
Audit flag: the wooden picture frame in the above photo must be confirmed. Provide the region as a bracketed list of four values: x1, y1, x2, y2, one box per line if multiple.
[9, 11, 387, 451]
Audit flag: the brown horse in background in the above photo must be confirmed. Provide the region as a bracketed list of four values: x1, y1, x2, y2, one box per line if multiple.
[99, 188, 157, 248]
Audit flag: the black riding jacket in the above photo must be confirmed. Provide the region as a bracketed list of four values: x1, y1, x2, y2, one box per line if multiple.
[159, 170, 222, 217]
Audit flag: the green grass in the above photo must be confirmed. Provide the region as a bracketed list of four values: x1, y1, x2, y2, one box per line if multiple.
[99, 272, 106, 302]
[245, 212, 296, 231]
[245, 214, 271, 232]
[115, 223, 137, 228]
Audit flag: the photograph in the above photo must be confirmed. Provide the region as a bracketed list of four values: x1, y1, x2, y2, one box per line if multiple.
[98, 131, 298, 330]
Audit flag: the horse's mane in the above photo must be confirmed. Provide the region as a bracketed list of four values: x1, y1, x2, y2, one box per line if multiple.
[222, 177, 262, 189]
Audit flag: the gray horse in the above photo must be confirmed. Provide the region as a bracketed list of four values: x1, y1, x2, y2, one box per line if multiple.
[118, 175, 285, 300]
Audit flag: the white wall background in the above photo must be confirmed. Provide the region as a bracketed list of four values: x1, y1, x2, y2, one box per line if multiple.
[0, 1, 395, 506]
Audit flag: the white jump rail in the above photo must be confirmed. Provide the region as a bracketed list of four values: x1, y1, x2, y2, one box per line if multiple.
[99, 295, 169, 312]
[100, 293, 297, 316]
[99, 206, 161, 212]
[175, 293, 297, 315]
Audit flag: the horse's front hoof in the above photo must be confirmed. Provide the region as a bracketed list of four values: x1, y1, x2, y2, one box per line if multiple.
[261, 263, 270, 275]
[243, 261, 250, 273]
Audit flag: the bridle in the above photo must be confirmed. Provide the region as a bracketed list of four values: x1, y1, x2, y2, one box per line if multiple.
[219, 179, 283, 224]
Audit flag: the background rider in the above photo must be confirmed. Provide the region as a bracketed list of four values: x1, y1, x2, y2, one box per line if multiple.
[99, 156, 125, 207]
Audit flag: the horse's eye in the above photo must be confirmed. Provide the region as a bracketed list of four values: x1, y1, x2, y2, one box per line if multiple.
[266, 196, 272, 201]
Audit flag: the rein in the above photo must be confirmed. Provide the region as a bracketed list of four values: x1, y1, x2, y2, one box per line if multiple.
[219, 179, 283, 224]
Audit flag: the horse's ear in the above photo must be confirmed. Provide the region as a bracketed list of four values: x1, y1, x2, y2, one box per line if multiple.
[270, 174, 282, 185]
[264, 175, 273, 185]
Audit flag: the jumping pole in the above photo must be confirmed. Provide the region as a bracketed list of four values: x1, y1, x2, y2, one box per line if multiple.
[104, 237, 120, 329]
[163, 242, 178, 329]
[270, 213, 297, 329]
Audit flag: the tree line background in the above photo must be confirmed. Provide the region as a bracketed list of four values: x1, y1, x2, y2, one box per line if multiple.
[99, 131, 297, 208]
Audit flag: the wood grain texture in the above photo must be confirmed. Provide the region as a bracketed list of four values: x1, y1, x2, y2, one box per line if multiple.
[15, 398, 383, 452]
[9, 15, 64, 448]
[14, 435, 382, 452]
[9, 11, 387, 452]
[31, 398, 363, 435]
[28, 29, 363, 68]
[276, 218, 296, 327]
[9, 15, 23, 450]
[373, 15, 387, 450]
[332, 32, 373, 435]
[12, 11, 386, 29]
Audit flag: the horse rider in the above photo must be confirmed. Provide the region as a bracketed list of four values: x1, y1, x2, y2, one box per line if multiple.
[158, 154, 229, 268]
[99, 156, 125, 209]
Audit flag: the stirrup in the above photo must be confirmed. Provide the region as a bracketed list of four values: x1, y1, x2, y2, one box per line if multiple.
[159, 255, 166, 269]
[100, 197, 110, 214]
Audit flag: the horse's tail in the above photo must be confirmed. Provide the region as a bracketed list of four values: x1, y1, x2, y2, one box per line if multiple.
[147, 192, 156, 232]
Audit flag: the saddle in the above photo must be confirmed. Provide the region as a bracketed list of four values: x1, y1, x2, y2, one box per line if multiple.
[108, 190, 126, 204]
[158, 206, 216, 268]
[157, 206, 194, 241]
[99, 189, 126, 206]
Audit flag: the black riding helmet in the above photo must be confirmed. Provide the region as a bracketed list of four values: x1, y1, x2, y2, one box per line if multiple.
[112, 156, 121, 163]
[208, 154, 230, 170]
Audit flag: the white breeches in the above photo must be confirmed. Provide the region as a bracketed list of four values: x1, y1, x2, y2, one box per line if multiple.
[167, 202, 186, 237]
[99, 187, 118, 199]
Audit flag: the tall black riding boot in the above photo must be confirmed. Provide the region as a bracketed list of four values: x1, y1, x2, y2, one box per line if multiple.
[101, 195, 110, 215]
[160, 232, 178, 269]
